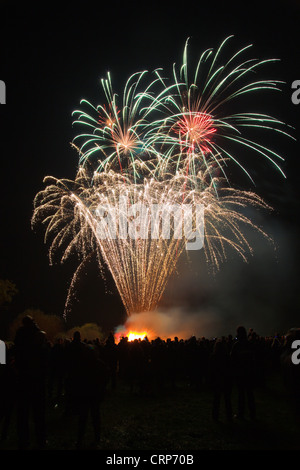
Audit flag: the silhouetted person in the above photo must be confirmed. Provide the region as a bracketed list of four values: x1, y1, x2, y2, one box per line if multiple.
[104, 332, 118, 389]
[14, 315, 48, 449]
[209, 339, 233, 422]
[117, 336, 130, 382]
[185, 336, 201, 390]
[231, 326, 256, 420]
[64, 331, 88, 416]
[65, 331, 109, 448]
[151, 338, 167, 391]
[77, 346, 109, 448]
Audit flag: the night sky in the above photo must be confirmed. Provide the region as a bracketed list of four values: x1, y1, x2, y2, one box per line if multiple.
[0, 1, 299, 336]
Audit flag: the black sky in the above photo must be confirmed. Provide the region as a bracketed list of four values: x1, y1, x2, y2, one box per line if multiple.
[0, 1, 299, 335]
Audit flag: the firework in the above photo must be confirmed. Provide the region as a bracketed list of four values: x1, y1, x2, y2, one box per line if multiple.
[71, 71, 163, 182]
[32, 163, 270, 317]
[32, 37, 292, 320]
[146, 36, 294, 184]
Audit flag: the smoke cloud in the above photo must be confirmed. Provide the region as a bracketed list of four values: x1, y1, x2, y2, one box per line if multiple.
[116, 209, 299, 340]
[118, 307, 223, 340]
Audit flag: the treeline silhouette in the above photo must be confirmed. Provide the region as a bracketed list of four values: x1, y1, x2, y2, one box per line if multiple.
[0, 315, 300, 449]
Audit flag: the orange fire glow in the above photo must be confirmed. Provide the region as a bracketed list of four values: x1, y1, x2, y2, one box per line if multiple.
[127, 331, 148, 342]
[115, 329, 153, 343]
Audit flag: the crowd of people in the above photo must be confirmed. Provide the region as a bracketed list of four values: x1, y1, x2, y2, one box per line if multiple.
[0, 315, 299, 450]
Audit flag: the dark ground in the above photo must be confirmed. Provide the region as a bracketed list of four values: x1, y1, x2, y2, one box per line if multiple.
[1, 369, 299, 451]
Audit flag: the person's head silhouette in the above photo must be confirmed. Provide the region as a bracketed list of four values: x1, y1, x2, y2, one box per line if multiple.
[73, 331, 81, 343]
[236, 326, 247, 341]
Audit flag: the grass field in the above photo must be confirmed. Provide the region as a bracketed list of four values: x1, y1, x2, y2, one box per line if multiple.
[1, 369, 300, 451]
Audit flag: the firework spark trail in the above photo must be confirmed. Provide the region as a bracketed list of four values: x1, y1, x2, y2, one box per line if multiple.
[32, 165, 271, 317]
[32, 37, 293, 319]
